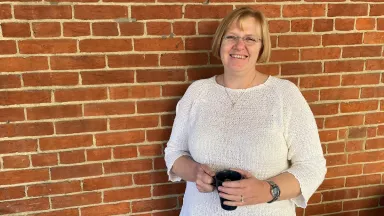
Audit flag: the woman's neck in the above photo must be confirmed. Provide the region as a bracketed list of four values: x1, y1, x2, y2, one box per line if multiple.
[221, 69, 258, 89]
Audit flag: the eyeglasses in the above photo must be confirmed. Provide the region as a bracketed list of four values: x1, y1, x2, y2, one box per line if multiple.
[222, 35, 262, 46]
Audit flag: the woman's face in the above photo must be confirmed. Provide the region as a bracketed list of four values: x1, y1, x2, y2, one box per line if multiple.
[220, 16, 263, 74]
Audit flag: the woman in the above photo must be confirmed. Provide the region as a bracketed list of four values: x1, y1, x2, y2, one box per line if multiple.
[164, 7, 326, 216]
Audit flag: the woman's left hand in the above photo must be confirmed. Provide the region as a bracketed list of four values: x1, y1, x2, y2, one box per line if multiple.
[218, 169, 273, 206]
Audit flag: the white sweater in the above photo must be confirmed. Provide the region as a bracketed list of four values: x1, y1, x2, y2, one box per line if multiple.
[164, 75, 327, 216]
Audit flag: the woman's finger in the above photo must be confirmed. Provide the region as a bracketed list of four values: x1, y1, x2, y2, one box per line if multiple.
[218, 186, 242, 195]
[230, 168, 253, 179]
[219, 192, 243, 202]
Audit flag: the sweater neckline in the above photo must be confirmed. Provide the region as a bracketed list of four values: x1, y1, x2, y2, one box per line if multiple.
[210, 75, 272, 92]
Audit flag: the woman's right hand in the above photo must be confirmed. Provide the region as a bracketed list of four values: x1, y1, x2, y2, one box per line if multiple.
[195, 164, 216, 193]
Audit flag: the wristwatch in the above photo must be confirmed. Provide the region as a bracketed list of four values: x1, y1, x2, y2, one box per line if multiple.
[266, 180, 280, 203]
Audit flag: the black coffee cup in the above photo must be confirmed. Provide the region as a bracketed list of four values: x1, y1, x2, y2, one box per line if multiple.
[212, 169, 243, 211]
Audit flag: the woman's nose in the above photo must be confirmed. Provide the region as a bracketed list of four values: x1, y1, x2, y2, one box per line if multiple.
[233, 38, 246, 49]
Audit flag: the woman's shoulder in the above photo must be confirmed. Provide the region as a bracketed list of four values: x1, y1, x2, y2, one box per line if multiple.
[182, 76, 216, 99]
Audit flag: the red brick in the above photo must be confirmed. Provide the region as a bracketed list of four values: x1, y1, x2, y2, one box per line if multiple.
[27, 181, 81, 196]
[86, 148, 111, 161]
[160, 53, 208, 66]
[364, 161, 384, 174]
[245, 4, 281, 18]
[92, 22, 118, 36]
[147, 22, 171, 35]
[51, 164, 102, 180]
[80, 39, 132, 52]
[40, 135, 93, 151]
[95, 131, 145, 146]
[0, 108, 24, 122]
[104, 187, 151, 202]
[81, 202, 131, 216]
[1, 122, 54, 138]
[147, 128, 172, 142]
[187, 67, 223, 81]
[132, 5, 182, 19]
[1, 22, 31, 37]
[198, 21, 219, 35]
[359, 185, 384, 197]
[15, 5, 71, 19]
[173, 21, 196, 35]
[348, 151, 384, 164]
[137, 69, 185, 83]
[31, 209, 79, 216]
[300, 75, 340, 88]
[340, 101, 378, 113]
[269, 49, 299, 62]
[3, 155, 30, 168]
[343, 198, 379, 211]
[366, 59, 384, 71]
[81, 70, 133, 85]
[364, 32, 384, 44]
[318, 178, 345, 191]
[119, 22, 144, 36]
[52, 192, 101, 209]
[347, 127, 367, 138]
[320, 88, 360, 100]
[346, 140, 364, 152]
[322, 189, 358, 202]
[328, 4, 368, 17]
[137, 99, 178, 114]
[23, 72, 78, 87]
[366, 138, 384, 150]
[0, 169, 49, 186]
[104, 159, 153, 174]
[55, 87, 107, 102]
[343, 46, 382, 58]
[342, 74, 380, 86]
[324, 60, 364, 73]
[133, 171, 168, 185]
[283, 4, 326, 17]
[0, 198, 49, 213]
[51, 56, 105, 70]
[154, 157, 166, 170]
[113, 146, 137, 159]
[75, 5, 127, 19]
[132, 198, 177, 213]
[310, 103, 339, 116]
[335, 18, 354, 31]
[59, 150, 85, 164]
[108, 54, 158, 68]
[278, 35, 321, 47]
[32, 22, 61, 37]
[0, 4, 11, 19]
[153, 210, 180, 216]
[365, 112, 384, 124]
[84, 102, 135, 116]
[185, 5, 232, 19]
[356, 18, 375, 30]
[0, 186, 25, 201]
[83, 175, 132, 191]
[153, 183, 186, 196]
[301, 47, 341, 60]
[63, 22, 90, 37]
[19, 39, 76, 54]
[110, 115, 159, 130]
[0, 56, 48, 72]
[55, 119, 107, 134]
[325, 115, 364, 128]
[325, 154, 347, 166]
[185, 37, 212, 50]
[162, 84, 189, 97]
[110, 85, 160, 99]
[379, 18, 384, 30]
[370, 4, 384, 16]
[314, 19, 333, 32]
[0, 40, 16, 54]
[135, 38, 183, 51]
[0, 139, 36, 155]
[323, 33, 363, 46]
[31, 153, 58, 167]
[268, 20, 290, 33]
[138, 144, 163, 156]
[327, 164, 363, 178]
[346, 174, 381, 187]
[291, 19, 312, 32]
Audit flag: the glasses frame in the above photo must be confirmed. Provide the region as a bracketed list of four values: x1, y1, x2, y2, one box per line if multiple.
[222, 35, 263, 46]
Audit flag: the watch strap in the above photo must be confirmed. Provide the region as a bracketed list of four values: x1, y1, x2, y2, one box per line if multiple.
[266, 180, 280, 203]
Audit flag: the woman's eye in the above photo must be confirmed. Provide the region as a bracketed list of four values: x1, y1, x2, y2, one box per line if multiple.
[226, 36, 236, 40]
[245, 37, 256, 42]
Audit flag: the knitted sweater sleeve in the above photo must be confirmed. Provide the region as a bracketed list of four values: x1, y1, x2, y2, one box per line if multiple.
[281, 81, 327, 208]
[164, 81, 200, 182]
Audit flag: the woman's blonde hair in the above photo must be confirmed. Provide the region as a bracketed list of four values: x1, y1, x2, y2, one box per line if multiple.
[211, 7, 271, 63]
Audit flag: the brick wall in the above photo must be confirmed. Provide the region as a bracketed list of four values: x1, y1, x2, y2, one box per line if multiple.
[0, 0, 383, 215]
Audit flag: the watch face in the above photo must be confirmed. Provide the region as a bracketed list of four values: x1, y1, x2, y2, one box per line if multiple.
[272, 187, 279, 196]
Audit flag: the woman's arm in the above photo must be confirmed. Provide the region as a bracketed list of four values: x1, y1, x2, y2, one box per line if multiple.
[171, 155, 199, 182]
